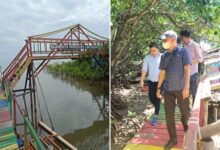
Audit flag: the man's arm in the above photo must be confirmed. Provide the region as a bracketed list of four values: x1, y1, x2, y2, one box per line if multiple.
[182, 64, 190, 99]
[184, 64, 190, 88]
[156, 54, 166, 98]
[156, 70, 166, 98]
[157, 70, 166, 89]
[182, 47, 191, 99]
[193, 44, 203, 64]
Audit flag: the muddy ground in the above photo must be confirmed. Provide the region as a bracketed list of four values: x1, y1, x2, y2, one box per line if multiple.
[111, 84, 155, 150]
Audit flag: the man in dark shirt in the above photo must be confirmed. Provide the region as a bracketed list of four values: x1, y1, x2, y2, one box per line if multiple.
[156, 30, 191, 149]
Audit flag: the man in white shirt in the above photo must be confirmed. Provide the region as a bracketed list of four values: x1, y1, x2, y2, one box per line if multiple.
[140, 42, 162, 126]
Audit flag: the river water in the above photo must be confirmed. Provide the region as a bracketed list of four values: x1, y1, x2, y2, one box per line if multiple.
[15, 69, 109, 150]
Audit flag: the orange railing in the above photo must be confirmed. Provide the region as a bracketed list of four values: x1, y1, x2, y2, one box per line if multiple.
[3, 43, 30, 82]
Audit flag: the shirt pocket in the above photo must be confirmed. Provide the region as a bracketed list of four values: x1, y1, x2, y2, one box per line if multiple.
[173, 53, 183, 67]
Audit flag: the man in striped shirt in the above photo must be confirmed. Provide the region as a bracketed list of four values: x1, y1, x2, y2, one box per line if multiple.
[180, 30, 203, 105]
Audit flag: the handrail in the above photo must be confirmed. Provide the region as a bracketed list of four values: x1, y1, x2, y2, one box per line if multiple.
[2, 78, 44, 149]
[3, 44, 28, 75]
[24, 116, 44, 149]
[183, 79, 211, 150]
[14, 94, 44, 149]
[3, 43, 29, 82]
[183, 82, 202, 150]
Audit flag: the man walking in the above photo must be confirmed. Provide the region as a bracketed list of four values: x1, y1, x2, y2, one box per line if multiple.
[140, 42, 162, 126]
[180, 30, 203, 105]
[156, 30, 191, 149]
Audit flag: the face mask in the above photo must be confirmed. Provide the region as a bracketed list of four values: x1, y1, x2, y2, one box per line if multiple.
[162, 42, 170, 49]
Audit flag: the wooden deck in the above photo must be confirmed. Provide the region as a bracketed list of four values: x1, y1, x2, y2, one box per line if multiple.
[0, 84, 18, 150]
[124, 104, 184, 150]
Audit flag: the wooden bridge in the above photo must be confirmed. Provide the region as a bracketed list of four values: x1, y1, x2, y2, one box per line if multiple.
[0, 24, 108, 150]
[3, 24, 108, 90]
[124, 50, 220, 150]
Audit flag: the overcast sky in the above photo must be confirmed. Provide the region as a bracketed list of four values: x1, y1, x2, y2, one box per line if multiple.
[0, 0, 109, 70]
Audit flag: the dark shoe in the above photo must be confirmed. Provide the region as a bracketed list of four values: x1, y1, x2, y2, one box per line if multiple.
[181, 117, 188, 132]
[164, 139, 177, 150]
[183, 124, 188, 132]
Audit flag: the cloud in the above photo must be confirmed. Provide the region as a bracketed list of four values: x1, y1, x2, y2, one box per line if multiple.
[0, 0, 109, 69]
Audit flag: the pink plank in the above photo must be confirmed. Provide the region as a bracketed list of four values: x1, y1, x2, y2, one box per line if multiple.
[130, 137, 183, 148]
[137, 133, 184, 142]
[140, 128, 185, 136]
[0, 116, 10, 123]
[0, 110, 11, 123]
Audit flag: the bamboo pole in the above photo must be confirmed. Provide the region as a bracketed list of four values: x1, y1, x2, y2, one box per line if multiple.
[38, 121, 78, 150]
[24, 117, 44, 149]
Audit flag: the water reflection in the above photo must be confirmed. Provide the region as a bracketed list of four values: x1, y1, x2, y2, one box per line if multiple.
[63, 120, 109, 150]
[46, 70, 109, 150]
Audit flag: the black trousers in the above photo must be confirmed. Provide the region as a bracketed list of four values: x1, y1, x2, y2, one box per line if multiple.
[148, 80, 161, 115]
[164, 90, 190, 140]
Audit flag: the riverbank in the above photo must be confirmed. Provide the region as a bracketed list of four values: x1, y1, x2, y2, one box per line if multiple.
[111, 84, 154, 149]
[47, 59, 108, 80]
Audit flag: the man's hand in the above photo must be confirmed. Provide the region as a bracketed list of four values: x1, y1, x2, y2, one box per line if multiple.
[140, 80, 144, 89]
[192, 60, 198, 65]
[182, 87, 189, 100]
[183, 64, 190, 100]
[156, 89, 162, 99]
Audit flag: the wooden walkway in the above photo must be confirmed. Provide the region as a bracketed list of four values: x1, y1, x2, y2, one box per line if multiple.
[0, 84, 18, 150]
[124, 104, 184, 150]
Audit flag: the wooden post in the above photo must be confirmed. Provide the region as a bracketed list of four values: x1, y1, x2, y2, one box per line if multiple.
[214, 108, 218, 122]
[200, 100, 209, 126]
[13, 93, 17, 132]
[28, 63, 34, 128]
[24, 111, 28, 149]
[30, 62, 38, 131]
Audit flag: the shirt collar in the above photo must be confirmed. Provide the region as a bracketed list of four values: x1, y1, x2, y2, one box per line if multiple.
[187, 39, 193, 46]
[168, 46, 179, 55]
[150, 53, 160, 57]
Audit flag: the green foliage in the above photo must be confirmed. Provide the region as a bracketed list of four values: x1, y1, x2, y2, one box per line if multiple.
[47, 60, 106, 80]
[111, 0, 220, 78]
[127, 110, 136, 117]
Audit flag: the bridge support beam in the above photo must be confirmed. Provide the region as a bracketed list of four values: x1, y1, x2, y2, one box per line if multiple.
[22, 61, 38, 132]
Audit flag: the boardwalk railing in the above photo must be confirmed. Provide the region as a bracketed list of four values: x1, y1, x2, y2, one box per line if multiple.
[1, 78, 44, 149]
[13, 93, 44, 149]
[183, 79, 212, 149]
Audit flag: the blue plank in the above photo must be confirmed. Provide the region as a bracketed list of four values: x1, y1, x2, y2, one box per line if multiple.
[0, 100, 8, 108]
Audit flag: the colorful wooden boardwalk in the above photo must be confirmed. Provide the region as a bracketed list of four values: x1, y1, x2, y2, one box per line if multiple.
[124, 104, 184, 150]
[0, 84, 18, 150]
